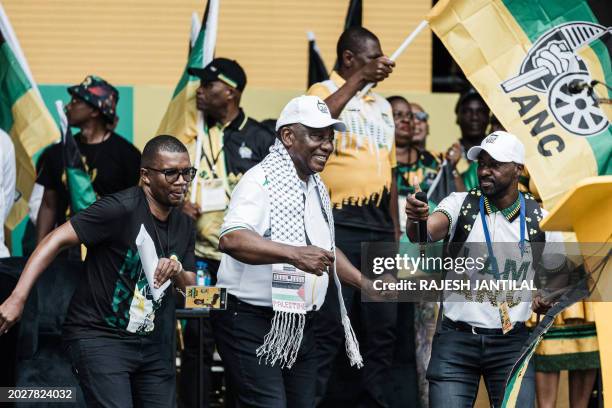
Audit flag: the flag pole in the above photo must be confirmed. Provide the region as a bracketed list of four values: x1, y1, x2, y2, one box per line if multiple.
[361, 20, 429, 94]
[190, 13, 204, 203]
[190, 0, 219, 204]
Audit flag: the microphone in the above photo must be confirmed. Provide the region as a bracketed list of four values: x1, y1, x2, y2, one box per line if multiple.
[415, 191, 428, 256]
[568, 79, 593, 94]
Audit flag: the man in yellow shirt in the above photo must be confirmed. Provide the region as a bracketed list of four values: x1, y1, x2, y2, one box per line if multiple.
[307, 27, 400, 407]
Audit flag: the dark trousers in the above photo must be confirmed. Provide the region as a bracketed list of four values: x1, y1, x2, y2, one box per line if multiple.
[179, 258, 220, 408]
[66, 336, 175, 408]
[315, 225, 398, 407]
[427, 317, 535, 408]
[211, 295, 317, 408]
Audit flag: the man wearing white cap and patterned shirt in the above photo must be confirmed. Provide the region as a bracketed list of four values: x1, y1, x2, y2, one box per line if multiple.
[212, 95, 390, 407]
[405, 131, 565, 407]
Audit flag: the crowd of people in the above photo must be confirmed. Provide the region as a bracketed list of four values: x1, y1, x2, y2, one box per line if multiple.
[0, 25, 599, 408]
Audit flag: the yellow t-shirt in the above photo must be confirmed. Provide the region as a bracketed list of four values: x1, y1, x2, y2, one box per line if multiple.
[307, 72, 396, 231]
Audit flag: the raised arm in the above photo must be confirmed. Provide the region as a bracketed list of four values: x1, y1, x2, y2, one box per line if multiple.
[324, 57, 395, 118]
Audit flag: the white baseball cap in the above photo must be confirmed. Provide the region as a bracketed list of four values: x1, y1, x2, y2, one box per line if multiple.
[467, 131, 525, 164]
[275, 95, 346, 132]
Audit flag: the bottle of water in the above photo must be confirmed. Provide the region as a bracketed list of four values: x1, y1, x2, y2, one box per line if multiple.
[196, 260, 209, 286]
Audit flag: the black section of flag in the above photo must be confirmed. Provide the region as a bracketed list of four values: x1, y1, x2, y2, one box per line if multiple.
[308, 37, 329, 87]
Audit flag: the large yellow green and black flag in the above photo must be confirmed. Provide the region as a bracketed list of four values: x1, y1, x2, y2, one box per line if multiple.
[157, 0, 217, 145]
[427, 0, 611, 209]
[0, 5, 59, 237]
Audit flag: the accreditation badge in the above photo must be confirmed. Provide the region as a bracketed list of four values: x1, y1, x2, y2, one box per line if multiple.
[200, 178, 227, 212]
[498, 301, 514, 334]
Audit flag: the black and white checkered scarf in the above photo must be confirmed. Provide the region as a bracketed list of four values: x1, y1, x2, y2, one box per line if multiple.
[257, 139, 362, 369]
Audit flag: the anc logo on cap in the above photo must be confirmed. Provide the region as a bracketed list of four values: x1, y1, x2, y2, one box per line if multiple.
[317, 100, 329, 114]
[484, 135, 498, 144]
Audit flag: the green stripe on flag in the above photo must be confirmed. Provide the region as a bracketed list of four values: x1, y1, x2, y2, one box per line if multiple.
[0, 42, 32, 132]
[502, 0, 599, 42]
[172, 25, 205, 98]
[66, 167, 97, 213]
[590, 36, 612, 98]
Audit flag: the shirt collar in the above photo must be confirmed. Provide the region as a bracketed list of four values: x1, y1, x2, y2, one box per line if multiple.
[330, 71, 376, 102]
[483, 193, 521, 223]
[211, 108, 248, 132]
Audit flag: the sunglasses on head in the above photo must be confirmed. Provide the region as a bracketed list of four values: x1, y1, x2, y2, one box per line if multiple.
[146, 167, 197, 183]
[414, 111, 429, 121]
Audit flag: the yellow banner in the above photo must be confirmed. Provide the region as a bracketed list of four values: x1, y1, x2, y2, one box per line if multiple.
[427, 0, 609, 209]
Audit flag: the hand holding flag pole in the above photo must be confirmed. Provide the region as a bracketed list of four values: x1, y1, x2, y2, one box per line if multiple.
[361, 20, 429, 94]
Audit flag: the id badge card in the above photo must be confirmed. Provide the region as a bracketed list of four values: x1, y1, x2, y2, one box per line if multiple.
[200, 178, 227, 212]
[498, 301, 514, 334]
[185, 286, 227, 309]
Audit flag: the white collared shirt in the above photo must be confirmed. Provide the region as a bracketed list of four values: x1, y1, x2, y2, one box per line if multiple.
[434, 192, 565, 328]
[217, 164, 330, 309]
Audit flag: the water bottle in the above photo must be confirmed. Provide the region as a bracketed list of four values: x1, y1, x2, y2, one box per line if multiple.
[196, 261, 209, 286]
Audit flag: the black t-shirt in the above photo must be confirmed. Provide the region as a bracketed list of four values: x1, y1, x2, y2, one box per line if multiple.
[63, 186, 196, 341]
[37, 132, 141, 227]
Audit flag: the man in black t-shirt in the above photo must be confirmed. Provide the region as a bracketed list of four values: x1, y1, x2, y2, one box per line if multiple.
[36, 75, 141, 244]
[0, 135, 196, 407]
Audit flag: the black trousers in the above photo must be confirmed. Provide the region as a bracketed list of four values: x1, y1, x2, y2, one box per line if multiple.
[315, 225, 398, 408]
[66, 336, 175, 407]
[212, 295, 318, 408]
[179, 258, 220, 408]
[427, 317, 535, 408]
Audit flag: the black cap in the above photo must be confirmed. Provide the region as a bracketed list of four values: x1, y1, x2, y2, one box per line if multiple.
[188, 58, 247, 91]
[454, 88, 486, 113]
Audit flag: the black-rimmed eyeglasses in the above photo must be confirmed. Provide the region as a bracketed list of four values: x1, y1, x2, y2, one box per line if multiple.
[146, 167, 197, 183]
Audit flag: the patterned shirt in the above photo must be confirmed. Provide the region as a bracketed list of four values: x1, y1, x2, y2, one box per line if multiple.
[307, 71, 396, 231]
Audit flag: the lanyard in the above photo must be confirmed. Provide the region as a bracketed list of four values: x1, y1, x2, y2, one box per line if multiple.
[200, 127, 225, 179]
[479, 193, 526, 279]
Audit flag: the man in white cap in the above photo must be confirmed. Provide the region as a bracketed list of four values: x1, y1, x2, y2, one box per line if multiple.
[404, 131, 564, 407]
[212, 95, 389, 407]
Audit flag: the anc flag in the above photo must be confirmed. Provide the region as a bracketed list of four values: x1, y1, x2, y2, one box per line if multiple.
[307, 32, 329, 88]
[0, 5, 59, 234]
[427, 0, 611, 209]
[576, 29, 612, 122]
[55, 101, 96, 214]
[156, 0, 218, 144]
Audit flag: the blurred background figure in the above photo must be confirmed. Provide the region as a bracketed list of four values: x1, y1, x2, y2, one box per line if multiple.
[0, 129, 16, 258]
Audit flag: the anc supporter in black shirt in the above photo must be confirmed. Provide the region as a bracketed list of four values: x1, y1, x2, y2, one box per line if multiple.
[36, 75, 141, 243]
[0, 135, 196, 407]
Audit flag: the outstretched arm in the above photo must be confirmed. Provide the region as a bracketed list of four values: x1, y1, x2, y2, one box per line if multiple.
[0, 221, 80, 334]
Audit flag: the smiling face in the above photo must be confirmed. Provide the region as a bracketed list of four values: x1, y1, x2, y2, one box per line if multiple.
[410, 103, 429, 145]
[141, 150, 192, 207]
[390, 98, 413, 148]
[477, 151, 522, 198]
[280, 124, 335, 180]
